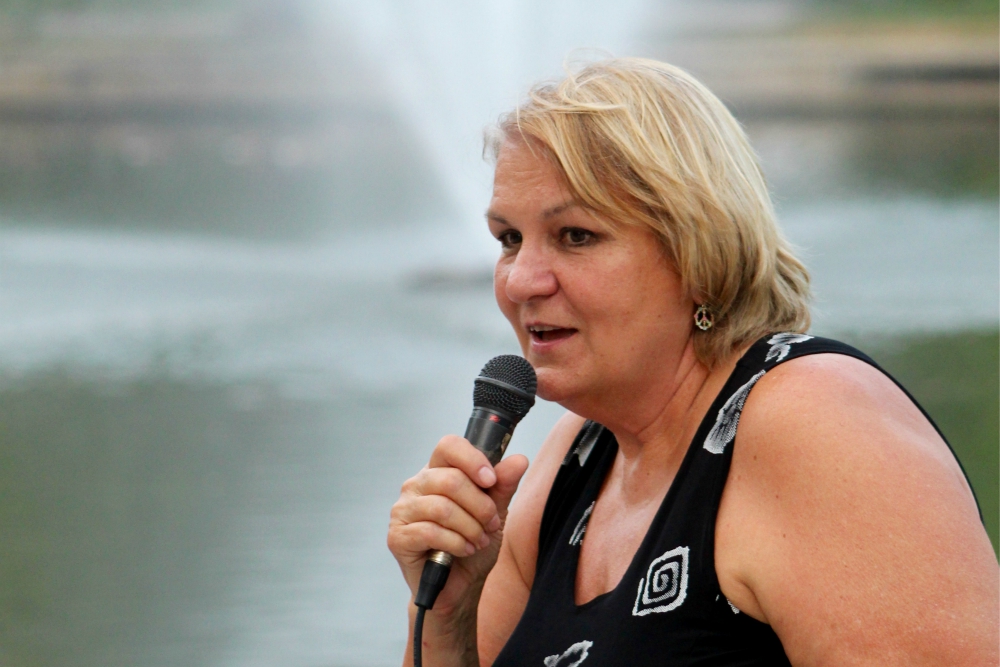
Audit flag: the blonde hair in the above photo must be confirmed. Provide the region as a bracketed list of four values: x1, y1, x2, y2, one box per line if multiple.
[486, 57, 810, 367]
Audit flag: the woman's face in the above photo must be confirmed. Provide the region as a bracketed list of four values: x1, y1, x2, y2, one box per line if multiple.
[488, 139, 695, 407]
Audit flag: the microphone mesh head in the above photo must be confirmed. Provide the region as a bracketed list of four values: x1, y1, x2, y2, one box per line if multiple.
[473, 355, 537, 421]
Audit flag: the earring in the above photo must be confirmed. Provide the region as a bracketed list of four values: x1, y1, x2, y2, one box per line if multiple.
[694, 304, 714, 331]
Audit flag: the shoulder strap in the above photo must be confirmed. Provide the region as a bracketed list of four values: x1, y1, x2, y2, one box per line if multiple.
[536, 421, 613, 569]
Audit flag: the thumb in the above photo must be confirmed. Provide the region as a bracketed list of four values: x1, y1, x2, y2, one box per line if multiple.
[489, 454, 529, 518]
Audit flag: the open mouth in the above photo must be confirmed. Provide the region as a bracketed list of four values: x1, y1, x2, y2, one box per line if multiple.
[528, 326, 577, 343]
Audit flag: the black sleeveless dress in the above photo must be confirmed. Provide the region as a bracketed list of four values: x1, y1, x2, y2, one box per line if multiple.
[493, 333, 977, 667]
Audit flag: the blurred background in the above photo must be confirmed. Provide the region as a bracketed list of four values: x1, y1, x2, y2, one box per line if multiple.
[0, 1, 996, 665]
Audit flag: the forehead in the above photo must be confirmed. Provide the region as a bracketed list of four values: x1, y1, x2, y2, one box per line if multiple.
[489, 139, 579, 218]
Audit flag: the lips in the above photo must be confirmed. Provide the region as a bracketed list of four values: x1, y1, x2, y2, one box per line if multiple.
[527, 325, 577, 343]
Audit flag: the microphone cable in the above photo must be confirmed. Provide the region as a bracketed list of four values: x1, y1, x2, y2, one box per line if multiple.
[413, 553, 452, 667]
[413, 605, 425, 667]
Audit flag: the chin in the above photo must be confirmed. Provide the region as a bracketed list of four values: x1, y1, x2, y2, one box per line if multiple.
[533, 366, 578, 405]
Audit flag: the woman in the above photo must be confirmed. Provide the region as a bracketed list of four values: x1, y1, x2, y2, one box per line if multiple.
[387, 58, 998, 666]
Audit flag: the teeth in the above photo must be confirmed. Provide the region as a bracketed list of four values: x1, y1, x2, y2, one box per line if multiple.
[529, 325, 560, 332]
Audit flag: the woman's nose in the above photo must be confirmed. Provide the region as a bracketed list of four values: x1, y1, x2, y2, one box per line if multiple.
[502, 243, 558, 304]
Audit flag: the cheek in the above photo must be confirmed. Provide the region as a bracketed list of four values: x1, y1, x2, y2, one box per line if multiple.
[584, 263, 686, 344]
[566, 267, 632, 325]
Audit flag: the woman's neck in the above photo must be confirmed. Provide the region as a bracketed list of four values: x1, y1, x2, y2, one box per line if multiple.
[567, 341, 744, 502]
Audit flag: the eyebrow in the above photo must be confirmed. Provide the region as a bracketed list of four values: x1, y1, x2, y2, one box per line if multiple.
[543, 201, 578, 218]
[485, 200, 579, 226]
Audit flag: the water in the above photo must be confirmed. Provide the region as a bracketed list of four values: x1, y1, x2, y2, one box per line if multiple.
[0, 5, 997, 666]
[0, 223, 567, 667]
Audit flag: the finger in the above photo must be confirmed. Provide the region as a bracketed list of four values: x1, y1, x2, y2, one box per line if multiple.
[396, 495, 494, 549]
[488, 454, 530, 519]
[403, 467, 501, 532]
[389, 520, 476, 559]
[428, 435, 497, 488]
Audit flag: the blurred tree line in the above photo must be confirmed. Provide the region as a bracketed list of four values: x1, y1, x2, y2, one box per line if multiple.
[812, 0, 996, 19]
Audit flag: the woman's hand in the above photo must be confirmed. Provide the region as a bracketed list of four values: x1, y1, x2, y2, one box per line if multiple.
[388, 434, 529, 663]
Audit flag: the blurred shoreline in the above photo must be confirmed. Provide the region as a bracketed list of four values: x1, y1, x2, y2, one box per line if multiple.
[648, 21, 997, 119]
[0, 3, 995, 238]
[0, 6, 996, 122]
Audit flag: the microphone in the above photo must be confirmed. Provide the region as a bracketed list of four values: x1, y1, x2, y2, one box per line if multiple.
[412, 355, 536, 664]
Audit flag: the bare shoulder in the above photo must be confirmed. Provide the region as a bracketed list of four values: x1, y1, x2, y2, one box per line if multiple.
[736, 353, 973, 495]
[739, 352, 973, 482]
[717, 353, 998, 666]
[502, 410, 587, 587]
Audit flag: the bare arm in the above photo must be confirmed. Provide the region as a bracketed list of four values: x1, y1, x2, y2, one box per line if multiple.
[718, 354, 998, 666]
[477, 412, 586, 666]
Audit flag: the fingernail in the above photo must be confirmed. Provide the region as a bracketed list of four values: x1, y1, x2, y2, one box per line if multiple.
[478, 534, 491, 549]
[477, 466, 496, 487]
[465, 541, 476, 555]
[487, 515, 501, 533]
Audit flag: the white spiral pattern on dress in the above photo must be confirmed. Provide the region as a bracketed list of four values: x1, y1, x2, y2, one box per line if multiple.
[632, 546, 690, 616]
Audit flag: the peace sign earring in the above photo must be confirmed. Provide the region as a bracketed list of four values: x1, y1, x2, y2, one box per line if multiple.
[694, 304, 714, 331]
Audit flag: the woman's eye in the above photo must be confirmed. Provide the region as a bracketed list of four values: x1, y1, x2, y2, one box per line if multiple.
[498, 230, 522, 249]
[562, 228, 595, 246]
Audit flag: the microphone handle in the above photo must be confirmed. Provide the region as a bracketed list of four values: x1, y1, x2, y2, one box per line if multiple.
[463, 406, 517, 466]
[416, 406, 517, 608]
